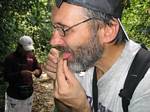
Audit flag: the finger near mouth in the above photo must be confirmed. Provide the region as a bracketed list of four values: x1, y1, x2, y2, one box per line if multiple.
[63, 52, 72, 60]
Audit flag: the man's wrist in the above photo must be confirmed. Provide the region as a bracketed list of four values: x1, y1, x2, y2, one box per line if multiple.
[72, 100, 91, 112]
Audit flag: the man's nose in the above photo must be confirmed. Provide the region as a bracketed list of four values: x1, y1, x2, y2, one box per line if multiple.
[49, 31, 65, 47]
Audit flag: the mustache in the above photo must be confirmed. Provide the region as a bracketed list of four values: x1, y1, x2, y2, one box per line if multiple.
[52, 46, 73, 56]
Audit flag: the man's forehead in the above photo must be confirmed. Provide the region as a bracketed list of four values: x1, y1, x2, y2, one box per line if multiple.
[52, 3, 86, 24]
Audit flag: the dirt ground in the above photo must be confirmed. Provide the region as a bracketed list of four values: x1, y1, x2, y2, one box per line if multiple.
[0, 73, 55, 112]
[32, 73, 55, 112]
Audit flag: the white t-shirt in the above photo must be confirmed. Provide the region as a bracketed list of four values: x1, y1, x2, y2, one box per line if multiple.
[75, 40, 150, 112]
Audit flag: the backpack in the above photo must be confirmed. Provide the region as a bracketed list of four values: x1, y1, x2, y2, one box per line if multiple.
[119, 47, 150, 112]
[92, 47, 150, 112]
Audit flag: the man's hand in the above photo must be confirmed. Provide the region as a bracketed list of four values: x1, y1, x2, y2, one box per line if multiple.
[54, 58, 91, 112]
[43, 48, 59, 80]
[32, 69, 41, 77]
[55, 98, 72, 112]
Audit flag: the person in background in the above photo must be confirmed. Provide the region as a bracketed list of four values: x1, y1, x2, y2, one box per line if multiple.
[4, 35, 42, 112]
[44, 0, 150, 112]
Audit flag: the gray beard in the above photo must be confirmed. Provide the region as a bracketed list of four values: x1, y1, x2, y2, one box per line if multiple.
[68, 35, 103, 73]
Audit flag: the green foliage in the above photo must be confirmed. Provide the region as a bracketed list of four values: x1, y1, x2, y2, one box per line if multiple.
[0, 0, 52, 62]
[122, 0, 150, 47]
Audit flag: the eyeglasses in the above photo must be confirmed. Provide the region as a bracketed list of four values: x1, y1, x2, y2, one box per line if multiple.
[52, 17, 100, 37]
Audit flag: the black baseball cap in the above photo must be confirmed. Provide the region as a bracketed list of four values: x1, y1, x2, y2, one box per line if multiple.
[56, 0, 129, 18]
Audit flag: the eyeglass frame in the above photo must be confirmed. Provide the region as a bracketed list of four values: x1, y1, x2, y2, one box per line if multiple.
[52, 17, 100, 37]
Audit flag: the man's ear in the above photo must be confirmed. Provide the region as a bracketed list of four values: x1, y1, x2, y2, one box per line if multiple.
[99, 19, 119, 43]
